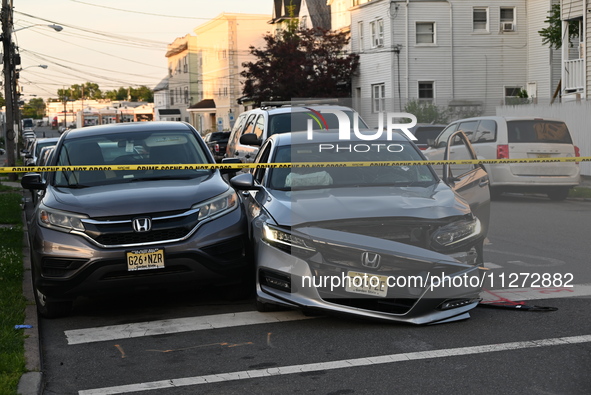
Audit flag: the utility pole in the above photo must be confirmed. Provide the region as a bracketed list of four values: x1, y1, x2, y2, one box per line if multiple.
[1, 0, 17, 181]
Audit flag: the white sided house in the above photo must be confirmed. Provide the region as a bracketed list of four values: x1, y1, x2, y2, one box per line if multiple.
[350, 0, 561, 127]
[560, 0, 589, 101]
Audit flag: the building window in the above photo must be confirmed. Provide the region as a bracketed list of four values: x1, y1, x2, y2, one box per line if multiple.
[358, 21, 364, 52]
[183, 56, 188, 73]
[170, 90, 174, 105]
[500, 7, 515, 31]
[473, 7, 488, 32]
[504, 86, 524, 104]
[370, 19, 384, 48]
[416, 22, 435, 44]
[372, 83, 385, 113]
[184, 87, 189, 104]
[418, 81, 434, 102]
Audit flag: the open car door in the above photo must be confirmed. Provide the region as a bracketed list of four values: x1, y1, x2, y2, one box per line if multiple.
[442, 130, 491, 257]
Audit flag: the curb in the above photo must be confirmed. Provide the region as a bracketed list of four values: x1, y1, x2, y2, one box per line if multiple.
[17, 192, 44, 395]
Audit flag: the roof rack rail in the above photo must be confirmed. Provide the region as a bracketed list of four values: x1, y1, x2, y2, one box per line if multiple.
[260, 98, 343, 108]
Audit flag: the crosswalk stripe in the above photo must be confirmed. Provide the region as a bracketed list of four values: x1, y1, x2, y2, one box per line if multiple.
[78, 334, 591, 395]
[65, 310, 311, 345]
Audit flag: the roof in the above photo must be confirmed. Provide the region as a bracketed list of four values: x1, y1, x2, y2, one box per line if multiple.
[188, 99, 216, 110]
[63, 121, 194, 139]
[305, 0, 331, 30]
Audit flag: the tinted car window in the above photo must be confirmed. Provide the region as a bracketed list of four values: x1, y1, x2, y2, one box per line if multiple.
[412, 126, 445, 145]
[507, 120, 573, 144]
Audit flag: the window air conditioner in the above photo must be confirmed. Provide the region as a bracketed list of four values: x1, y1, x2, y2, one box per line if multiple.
[501, 22, 514, 32]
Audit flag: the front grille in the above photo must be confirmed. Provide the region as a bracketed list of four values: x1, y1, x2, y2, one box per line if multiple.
[82, 209, 199, 247]
[95, 228, 188, 245]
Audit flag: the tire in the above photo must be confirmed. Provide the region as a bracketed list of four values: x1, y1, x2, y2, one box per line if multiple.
[34, 286, 72, 318]
[547, 188, 569, 201]
[31, 264, 73, 318]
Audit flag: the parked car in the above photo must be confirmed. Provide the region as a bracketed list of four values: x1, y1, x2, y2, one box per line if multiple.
[204, 131, 231, 162]
[409, 124, 447, 150]
[226, 102, 369, 163]
[22, 131, 36, 141]
[21, 121, 250, 318]
[424, 116, 580, 200]
[22, 118, 35, 130]
[21, 137, 37, 159]
[229, 129, 490, 325]
[31, 146, 56, 205]
[24, 137, 59, 166]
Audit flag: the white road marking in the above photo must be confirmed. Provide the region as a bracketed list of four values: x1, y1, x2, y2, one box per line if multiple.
[65, 311, 311, 345]
[78, 334, 591, 395]
[485, 248, 565, 267]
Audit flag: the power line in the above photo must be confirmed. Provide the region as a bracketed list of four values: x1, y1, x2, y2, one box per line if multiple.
[68, 0, 271, 21]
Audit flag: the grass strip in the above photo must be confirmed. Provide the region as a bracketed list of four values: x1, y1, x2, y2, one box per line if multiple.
[0, 193, 26, 395]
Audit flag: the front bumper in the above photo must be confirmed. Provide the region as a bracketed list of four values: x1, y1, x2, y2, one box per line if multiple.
[255, 237, 483, 325]
[28, 206, 251, 299]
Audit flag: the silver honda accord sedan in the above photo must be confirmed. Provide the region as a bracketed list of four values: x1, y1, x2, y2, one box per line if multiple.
[229, 130, 490, 325]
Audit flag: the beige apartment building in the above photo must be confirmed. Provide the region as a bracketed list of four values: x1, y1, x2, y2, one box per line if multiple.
[187, 13, 270, 132]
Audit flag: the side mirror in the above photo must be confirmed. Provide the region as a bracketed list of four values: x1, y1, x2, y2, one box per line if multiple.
[21, 173, 46, 191]
[230, 172, 261, 191]
[427, 139, 436, 148]
[239, 133, 262, 146]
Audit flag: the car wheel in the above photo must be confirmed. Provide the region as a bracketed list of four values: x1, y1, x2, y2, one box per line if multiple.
[33, 286, 72, 318]
[547, 188, 569, 201]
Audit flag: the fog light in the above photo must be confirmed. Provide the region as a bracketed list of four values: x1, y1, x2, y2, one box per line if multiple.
[260, 270, 291, 292]
[438, 298, 480, 310]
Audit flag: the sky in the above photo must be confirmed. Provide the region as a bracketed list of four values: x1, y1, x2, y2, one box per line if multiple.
[12, 0, 272, 101]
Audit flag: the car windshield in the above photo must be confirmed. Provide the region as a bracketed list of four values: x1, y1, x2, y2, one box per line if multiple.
[54, 130, 211, 187]
[268, 141, 437, 190]
[268, 110, 369, 136]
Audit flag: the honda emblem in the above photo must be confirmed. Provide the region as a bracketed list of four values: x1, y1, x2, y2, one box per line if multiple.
[132, 217, 152, 233]
[361, 251, 381, 269]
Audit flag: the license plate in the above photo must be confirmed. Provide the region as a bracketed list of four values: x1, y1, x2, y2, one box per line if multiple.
[345, 271, 388, 297]
[537, 153, 551, 158]
[127, 248, 164, 271]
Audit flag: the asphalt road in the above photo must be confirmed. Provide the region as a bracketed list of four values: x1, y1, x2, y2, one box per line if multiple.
[28, 195, 591, 395]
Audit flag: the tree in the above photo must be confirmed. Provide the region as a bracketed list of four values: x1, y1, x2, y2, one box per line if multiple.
[103, 86, 154, 102]
[21, 97, 45, 118]
[539, 4, 579, 50]
[58, 82, 102, 101]
[241, 26, 359, 106]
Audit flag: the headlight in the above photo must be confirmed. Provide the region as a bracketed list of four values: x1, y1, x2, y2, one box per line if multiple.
[262, 223, 315, 254]
[38, 204, 87, 232]
[431, 217, 481, 250]
[192, 189, 238, 221]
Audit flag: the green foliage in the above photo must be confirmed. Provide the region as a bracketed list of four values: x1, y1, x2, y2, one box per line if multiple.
[21, 98, 46, 119]
[539, 4, 580, 50]
[241, 27, 359, 106]
[0, 197, 25, 395]
[56, 83, 153, 103]
[404, 100, 450, 124]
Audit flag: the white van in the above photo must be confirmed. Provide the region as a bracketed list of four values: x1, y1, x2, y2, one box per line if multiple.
[424, 116, 580, 200]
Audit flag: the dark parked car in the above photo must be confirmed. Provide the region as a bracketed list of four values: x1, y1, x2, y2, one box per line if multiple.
[409, 124, 447, 150]
[204, 131, 231, 162]
[22, 122, 250, 317]
[230, 130, 490, 325]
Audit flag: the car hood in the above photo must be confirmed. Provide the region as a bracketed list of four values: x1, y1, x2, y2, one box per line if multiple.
[44, 174, 228, 217]
[265, 182, 470, 227]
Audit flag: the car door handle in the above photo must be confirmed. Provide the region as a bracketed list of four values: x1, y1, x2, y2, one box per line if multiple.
[245, 154, 251, 159]
[479, 179, 489, 188]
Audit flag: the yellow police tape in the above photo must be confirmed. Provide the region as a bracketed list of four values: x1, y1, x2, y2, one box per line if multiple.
[1, 156, 590, 173]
